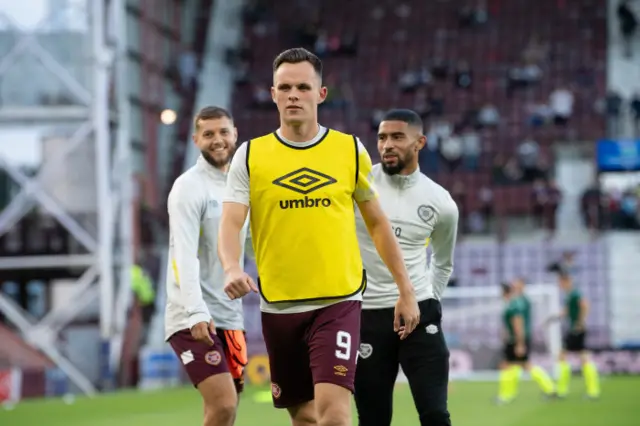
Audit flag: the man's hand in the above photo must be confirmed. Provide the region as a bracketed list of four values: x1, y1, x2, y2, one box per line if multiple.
[515, 342, 526, 357]
[394, 291, 420, 339]
[224, 267, 258, 300]
[191, 319, 216, 346]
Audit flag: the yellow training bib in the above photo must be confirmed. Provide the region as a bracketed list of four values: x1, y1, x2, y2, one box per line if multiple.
[247, 129, 366, 303]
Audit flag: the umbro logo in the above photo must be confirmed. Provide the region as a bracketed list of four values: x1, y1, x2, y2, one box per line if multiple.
[273, 168, 337, 195]
[426, 325, 439, 334]
[273, 168, 337, 210]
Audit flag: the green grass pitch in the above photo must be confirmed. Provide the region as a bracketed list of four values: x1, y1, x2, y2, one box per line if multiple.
[1, 377, 639, 425]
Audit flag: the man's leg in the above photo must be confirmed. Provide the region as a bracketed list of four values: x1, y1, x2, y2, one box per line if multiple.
[574, 331, 600, 399]
[168, 329, 237, 426]
[261, 310, 316, 426]
[556, 350, 572, 397]
[497, 360, 520, 403]
[354, 307, 400, 426]
[399, 299, 451, 426]
[526, 364, 555, 396]
[308, 301, 362, 426]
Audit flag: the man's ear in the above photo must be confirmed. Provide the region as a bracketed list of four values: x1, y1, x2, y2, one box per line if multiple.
[318, 86, 328, 104]
[416, 134, 427, 151]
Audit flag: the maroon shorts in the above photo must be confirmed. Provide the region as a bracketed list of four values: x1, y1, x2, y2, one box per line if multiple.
[168, 328, 247, 393]
[261, 300, 361, 408]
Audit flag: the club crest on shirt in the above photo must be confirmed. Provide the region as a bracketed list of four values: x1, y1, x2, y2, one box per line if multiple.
[358, 343, 373, 359]
[204, 350, 222, 366]
[417, 205, 437, 226]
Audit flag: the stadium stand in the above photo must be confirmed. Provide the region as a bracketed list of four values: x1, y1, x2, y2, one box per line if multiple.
[231, 0, 606, 223]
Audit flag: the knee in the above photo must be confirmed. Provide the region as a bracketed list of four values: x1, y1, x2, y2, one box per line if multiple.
[419, 409, 451, 426]
[291, 413, 317, 426]
[289, 402, 317, 426]
[204, 400, 236, 426]
[317, 406, 350, 426]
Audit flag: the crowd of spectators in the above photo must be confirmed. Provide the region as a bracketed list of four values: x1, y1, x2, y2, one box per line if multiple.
[233, 0, 611, 237]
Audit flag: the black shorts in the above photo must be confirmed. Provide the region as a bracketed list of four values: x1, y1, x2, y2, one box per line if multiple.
[354, 299, 451, 426]
[564, 330, 587, 352]
[503, 338, 531, 363]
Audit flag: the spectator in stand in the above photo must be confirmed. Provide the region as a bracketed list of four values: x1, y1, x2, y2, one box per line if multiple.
[431, 56, 449, 80]
[545, 180, 563, 236]
[503, 157, 523, 183]
[478, 186, 494, 231]
[605, 90, 624, 138]
[581, 183, 604, 232]
[617, 0, 638, 59]
[370, 109, 385, 131]
[478, 103, 500, 128]
[429, 87, 446, 117]
[461, 127, 481, 171]
[455, 61, 473, 90]
[549, 87, 574, 126]
[251, 84, 271, 109]
[314, 30, 330, 57]
[526, 102, 553, 128]
[458, 0, 489, 28]
[398, 58, 431, 93]
[414, 87, 431, 119]
[532, 178, 548, 227]
[522, 34, 549, 66]
[630, 92, 640, 136]
[440, 133, 464, 172]
[517, 138, 541, 181]
[178, 45, 197, 91]
[507, 64, 543, 95]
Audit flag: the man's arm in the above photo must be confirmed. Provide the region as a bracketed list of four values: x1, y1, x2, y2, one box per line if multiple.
[219, 142, 250, 273]
[577, 297, 589, 330]
[429, 197, 459, 299]
[353, 139, 413, 296]
[168, 181, 210, 328]
[219, 203, 249, 272]
[511, 314, 526, 345]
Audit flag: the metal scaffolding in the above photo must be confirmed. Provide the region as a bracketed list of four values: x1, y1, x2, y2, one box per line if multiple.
[0, 0, 133, 396]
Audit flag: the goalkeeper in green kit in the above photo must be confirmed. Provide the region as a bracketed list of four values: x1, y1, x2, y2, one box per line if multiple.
[497, 280, 555, 404]
[547, 273, 601, 399]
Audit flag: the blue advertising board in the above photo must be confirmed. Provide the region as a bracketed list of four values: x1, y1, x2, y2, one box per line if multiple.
[597, 139, 640, 171]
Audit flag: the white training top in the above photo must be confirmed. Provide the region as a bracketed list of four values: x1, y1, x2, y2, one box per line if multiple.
[223, 125, 376, 314]
[164, 156, 250, 340]
[356, 164, 459, 310]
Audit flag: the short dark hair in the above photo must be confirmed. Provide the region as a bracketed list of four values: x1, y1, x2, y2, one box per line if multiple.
[194, 106, 233, 130]
[273, 47, 323, 78]
[381, 109, 424, 133]
[501, 283, 512, 296]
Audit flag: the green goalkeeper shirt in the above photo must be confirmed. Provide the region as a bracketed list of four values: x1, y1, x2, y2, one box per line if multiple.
[565, 288, 582, 329]
[503, 298, 527, 343]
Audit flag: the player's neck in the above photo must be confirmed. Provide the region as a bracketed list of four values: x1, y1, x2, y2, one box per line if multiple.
[398, 162, 419, 176]
[280, 120, 319, 142]
[217, 163, 229, 173]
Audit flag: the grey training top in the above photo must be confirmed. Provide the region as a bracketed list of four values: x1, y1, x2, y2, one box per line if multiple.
[356, 164, 459, 310]
[164, 156, 250, 340]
